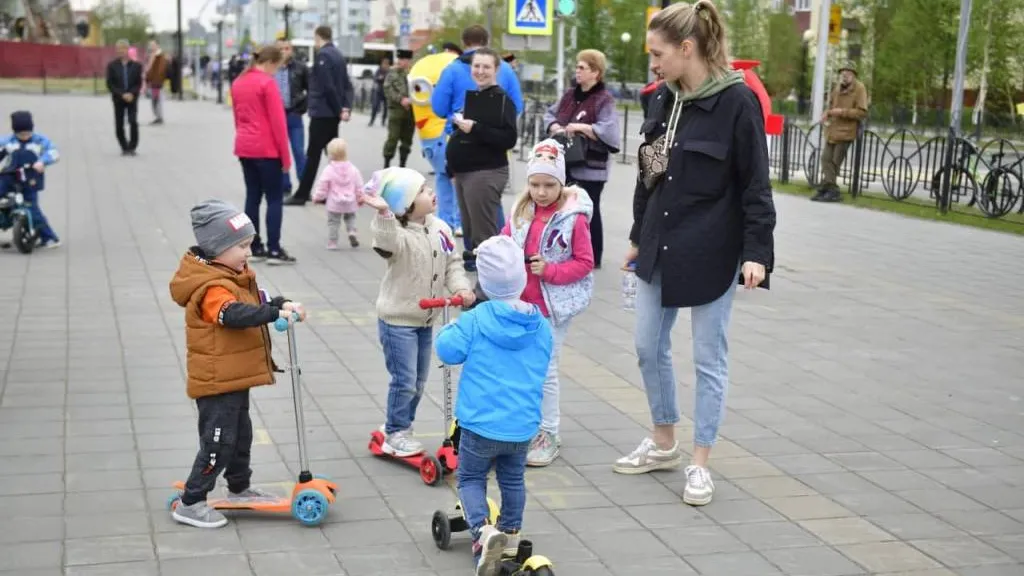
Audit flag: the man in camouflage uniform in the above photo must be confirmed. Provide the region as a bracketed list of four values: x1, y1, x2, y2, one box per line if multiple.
[382, 49, 415, 168]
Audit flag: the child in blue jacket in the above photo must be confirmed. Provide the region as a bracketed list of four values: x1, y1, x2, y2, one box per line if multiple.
[435, 234, 553, 576]
[0, 111, 61, 248]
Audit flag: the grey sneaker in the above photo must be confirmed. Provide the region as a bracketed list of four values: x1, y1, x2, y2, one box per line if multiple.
[474, 525, 508, 576]
[227, 487, 278, 502]
[502, 531, 521, 557]
[383, 430, 424, 457]
[612, 438, 683, 474]
[172, 500, 228, 529]
[526, 430, 559, 467]
[683, 465, 715, 506]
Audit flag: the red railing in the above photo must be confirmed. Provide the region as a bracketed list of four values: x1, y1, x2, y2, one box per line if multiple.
[0, 41, 117, 78]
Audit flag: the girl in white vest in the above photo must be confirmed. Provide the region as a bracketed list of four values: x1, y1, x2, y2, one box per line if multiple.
[501, 139, 595, 466]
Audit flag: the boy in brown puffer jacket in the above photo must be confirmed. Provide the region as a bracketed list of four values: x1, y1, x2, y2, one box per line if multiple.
[168, 199, 306, 528]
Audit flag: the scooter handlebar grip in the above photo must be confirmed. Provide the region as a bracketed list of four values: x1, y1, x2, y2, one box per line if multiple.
[273, 312, 302, 332]
[418, 296, 463, 309]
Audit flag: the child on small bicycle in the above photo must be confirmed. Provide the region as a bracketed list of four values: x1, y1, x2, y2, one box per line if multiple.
[360, 167, 474, 458]
[169, 199, 305, 529]
[435, 234, 554, 576]
[0, 111, 61, 248]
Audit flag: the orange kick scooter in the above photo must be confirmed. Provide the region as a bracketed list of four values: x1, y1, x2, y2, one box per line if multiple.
[168, 312, 338, 526]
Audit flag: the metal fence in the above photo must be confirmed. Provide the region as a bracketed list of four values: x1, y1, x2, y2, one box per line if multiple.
[515, 100, 1024, 222]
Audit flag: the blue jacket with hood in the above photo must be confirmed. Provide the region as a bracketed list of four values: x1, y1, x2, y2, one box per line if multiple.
[436, 300, 552, 443]
[430, 48, 524, 137]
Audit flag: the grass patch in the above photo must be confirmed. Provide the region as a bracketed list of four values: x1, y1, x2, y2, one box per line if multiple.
[773, 181, 1024, 236]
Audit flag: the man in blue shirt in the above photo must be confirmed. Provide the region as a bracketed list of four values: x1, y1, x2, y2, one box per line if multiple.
[273, 36, 310, 196]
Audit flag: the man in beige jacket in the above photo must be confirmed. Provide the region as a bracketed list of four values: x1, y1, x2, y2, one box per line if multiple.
[814, 62, 868, 202]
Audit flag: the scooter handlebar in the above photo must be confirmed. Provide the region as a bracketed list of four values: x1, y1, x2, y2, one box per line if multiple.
[273, 312, 303, 332]
[419, 296, 463, 309]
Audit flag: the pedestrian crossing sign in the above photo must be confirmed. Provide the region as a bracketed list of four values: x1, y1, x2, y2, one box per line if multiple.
[509, 0, 553, 36]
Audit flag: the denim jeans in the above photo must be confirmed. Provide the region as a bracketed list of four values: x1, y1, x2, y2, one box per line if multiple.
[281, 113, 307, 192]
[540, 319, 570, 436]
[181, 390, 253, 505]
[457, 428, 529, 539]
[378, 320, 432, 434]
[240, 158, 284, 252]
[635, 268, 735, 447]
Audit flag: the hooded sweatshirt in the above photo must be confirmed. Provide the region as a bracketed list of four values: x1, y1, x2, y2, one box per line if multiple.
[661, 69, 745, 155]
[436, 300, 553, 442]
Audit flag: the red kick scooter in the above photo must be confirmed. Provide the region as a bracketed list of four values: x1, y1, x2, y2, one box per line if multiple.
[368, 296, 463, 486]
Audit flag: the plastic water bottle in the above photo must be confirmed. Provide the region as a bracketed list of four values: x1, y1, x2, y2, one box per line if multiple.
[622, 262, 638, 311]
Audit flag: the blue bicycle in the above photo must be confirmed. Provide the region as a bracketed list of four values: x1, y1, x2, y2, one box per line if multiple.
[0, 164, 39, 254]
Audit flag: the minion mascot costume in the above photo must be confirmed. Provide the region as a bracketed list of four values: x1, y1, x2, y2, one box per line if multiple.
[409, 52, 461, 232]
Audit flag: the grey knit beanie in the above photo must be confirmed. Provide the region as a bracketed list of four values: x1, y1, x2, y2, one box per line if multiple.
[190, 199, 256, 257]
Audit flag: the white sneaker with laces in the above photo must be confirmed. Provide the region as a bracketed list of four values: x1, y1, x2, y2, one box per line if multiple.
[612, 437, 682, 474]
[382, 430, 424, 457]
[682, 464, 715, 506]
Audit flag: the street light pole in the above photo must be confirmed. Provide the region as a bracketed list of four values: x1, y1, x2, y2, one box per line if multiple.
[810, 0, 831, 125]
[176, 0, 184, 100]
[940, 0, 973, 212]
[283, 5, 291, 38]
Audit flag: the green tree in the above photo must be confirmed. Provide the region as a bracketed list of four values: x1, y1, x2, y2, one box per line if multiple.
[759, 8, 802, 97]
[721, 0, 765, 60]
[91, 0, 152, 46]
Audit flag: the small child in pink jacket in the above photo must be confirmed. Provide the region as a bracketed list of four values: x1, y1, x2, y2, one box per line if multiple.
[313, 138, 365, 249]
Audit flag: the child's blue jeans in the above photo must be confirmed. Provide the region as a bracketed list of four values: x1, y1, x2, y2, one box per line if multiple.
[457, 428, 529, 540]
[378, 319, 432, 434]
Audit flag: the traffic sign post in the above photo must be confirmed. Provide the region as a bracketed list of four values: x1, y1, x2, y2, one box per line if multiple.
[508, 0, 553, 35]
[828, 4, 842, 45]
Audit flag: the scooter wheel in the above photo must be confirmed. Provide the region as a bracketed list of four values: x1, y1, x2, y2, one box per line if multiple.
[431, 509, 451, 550]
[291, 489, 329, 526]
[420, 453, 443, 486]
[166, 493, 181, 511]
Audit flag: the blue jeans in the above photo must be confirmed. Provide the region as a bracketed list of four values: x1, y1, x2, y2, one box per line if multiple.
[457, 429, 529, 539]
[378, 320, 432, 434]
[281, 113, 307, 192]
[0, 176, 57, 243]
[635, 268, 735, 447]
[240, 158, 284, 253]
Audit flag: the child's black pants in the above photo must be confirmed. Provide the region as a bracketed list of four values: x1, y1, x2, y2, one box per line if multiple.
[180, 389, 253, 505]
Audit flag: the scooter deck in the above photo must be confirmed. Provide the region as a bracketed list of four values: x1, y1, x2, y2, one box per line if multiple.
[169, 479, 338, 514]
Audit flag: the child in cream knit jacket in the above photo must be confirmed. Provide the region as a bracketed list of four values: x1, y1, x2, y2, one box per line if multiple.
[361, 167, 475, 457]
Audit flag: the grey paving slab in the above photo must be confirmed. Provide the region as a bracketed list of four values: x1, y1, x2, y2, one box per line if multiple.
[1, 93, 1022, 575]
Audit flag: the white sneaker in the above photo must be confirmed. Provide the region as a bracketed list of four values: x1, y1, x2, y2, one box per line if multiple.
[474, 525, 508, 576]
[683, 465, 715, 506]
[612, 438, 682, 474]
[382, 430, 424, 457]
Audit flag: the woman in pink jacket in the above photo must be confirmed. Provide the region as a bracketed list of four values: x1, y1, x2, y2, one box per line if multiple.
[231, 45, 295, 264]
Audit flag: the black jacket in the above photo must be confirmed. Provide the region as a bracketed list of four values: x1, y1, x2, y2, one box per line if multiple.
[445, 85, 518, 175]
[105, 58, 143, 99]
[630, 82, 776, 308]
[308, 42, 353, 118]
[281, 59, 310, 115]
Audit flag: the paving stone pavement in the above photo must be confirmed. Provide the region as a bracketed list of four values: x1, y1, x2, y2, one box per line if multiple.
[1, 93, 1022, 576]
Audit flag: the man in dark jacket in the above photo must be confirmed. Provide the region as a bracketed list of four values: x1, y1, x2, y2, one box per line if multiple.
[105, 39, 143, 156]
[286, 25, 353, 206]
[275, 37, 310, 194]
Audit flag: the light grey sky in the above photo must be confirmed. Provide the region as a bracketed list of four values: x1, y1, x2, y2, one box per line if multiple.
[72, 0, 214, 32]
